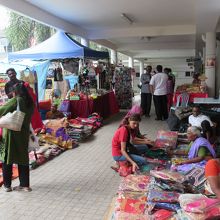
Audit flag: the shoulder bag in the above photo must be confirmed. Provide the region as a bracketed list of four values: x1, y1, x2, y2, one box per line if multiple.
[124, 126, 138, 155]
[0, 98, 25, 131]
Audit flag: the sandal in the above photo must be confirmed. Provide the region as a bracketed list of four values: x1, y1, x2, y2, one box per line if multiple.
[110, 166, 119, 172]
[13, 186, 32, 192]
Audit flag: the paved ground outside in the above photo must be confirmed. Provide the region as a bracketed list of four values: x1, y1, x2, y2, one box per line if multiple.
[0, 98, 168, 220]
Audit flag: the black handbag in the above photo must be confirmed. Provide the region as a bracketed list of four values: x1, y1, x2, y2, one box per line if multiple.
[124, 126, 138, 154]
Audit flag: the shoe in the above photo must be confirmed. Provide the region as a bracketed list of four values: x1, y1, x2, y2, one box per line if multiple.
[155, 118, 162, 121]
[145, 114, 150, 117]
[13, 186, 32, 192]
[3, 186, 12, 192]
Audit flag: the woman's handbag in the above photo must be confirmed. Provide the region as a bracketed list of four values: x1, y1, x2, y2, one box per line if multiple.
[0, 98, 25, 131]
[124, 126, 138, 155]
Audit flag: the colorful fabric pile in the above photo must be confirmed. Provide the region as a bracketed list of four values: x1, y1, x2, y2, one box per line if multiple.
[110, 164, 220, 220]
[29, 144, 65, 169]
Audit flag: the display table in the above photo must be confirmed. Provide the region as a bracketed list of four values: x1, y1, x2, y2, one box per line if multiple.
[173, 92, 208, 105]
[194, 97, 220, 104]
[69, 91, 119, 118]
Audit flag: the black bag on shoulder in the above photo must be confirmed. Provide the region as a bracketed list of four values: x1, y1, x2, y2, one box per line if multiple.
[124, 126, 138, 154]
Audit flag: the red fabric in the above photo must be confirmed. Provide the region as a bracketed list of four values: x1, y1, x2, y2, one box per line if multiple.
[69, 91, 119, 119]
[112, 126, 129, 157]
[0, 165, 19, 186]
[205, 159, 220, 177]
[173, 92, 208, 105]
[39, 100, 51, 111]
[118, 161, 133, 177]
[24, 83, 44, 130]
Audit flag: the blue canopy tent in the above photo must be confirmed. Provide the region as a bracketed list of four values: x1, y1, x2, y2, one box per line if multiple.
[7, 31, 109, 100]
[8, 31, 109, 61]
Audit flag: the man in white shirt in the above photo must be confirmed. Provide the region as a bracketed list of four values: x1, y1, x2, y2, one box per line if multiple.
[149, 65, 168, 120]
[188, 106, 213, 128]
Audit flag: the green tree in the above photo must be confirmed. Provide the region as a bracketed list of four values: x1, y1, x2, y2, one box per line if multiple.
[5, 11, 54, 51]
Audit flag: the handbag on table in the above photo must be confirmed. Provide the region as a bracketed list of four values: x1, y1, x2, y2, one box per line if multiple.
[0, 98, 25, 131]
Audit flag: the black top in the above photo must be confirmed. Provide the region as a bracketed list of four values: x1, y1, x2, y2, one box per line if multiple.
[5, 79, 23, 99]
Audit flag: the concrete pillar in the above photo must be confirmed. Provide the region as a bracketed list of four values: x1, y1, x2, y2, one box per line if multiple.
[128, 57, 134, 68]
[110, 49, 118, 65]
[139, 60, 144, 76]
[203, 47, 206, 65]
[81, 38, 89, 47]
[205, 32, 216, 97]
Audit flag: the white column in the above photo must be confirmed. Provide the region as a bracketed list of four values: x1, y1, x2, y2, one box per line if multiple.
[128, 57, 134, 68]
[110, 49, 118, 65]
[81, 38, 89, 47]
[139, 60, 144, 76]
[203, 47, 206, 65]
[205, 32, 216, 97]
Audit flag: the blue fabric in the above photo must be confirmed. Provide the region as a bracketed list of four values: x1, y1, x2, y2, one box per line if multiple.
[31, 61, 50, 101]
[113, 154, 148, 166]
[8, 32, 109, 61]
[64, 75, 79, 89]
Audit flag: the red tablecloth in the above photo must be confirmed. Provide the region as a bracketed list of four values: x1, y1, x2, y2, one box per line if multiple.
[69, 91, 119, 118]
[173, 92, 208, 105]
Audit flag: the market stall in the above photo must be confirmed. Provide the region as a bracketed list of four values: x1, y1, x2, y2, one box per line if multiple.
[69, 90, 119, 118]
[173, 83, 208, 105]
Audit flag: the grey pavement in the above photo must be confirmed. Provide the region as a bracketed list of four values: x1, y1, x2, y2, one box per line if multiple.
[0, 99, 168, 220]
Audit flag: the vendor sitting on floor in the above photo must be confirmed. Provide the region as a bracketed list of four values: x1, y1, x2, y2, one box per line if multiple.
[170, 126, 216, 172]
[120, 105, 154, 146]
[188, 106, 214, 129]
[46, 104, 64, 120]
[112, 114, 149, 172]
[205, 158, 220, 198]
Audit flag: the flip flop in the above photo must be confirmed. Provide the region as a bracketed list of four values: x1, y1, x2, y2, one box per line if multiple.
[110, 166, 119, 172]
[13, 186, 32, 192]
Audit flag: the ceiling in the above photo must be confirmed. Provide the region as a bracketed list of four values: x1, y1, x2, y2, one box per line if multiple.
[1, 0, 220, 61]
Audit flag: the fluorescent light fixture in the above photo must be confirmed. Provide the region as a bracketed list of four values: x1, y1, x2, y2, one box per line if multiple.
[121, 13, 134, 24]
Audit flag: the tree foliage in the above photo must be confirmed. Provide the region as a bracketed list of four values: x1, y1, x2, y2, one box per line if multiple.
[5, 11, 54, 51]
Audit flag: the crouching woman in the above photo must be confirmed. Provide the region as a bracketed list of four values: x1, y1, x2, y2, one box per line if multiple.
[112, 114, 148, 172]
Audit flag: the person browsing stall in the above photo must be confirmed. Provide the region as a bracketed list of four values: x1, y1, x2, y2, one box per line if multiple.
[119, 105, 154, 146]
[5, 68, 23, 99]
[0, 83, 34, 192]
[112, 114, 149, 172]
[149, 65, 168, 121]
[140, 65, 152, 117]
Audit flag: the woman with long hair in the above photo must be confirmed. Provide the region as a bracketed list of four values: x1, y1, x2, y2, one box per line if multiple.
[0, 82, 34, 192]
[112, 114, 149, 172]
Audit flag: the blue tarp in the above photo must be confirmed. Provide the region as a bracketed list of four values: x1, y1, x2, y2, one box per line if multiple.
[8, 32, 109, 61]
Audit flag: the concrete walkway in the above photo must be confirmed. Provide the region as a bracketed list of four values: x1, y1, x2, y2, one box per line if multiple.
[0, 101, 168, 220]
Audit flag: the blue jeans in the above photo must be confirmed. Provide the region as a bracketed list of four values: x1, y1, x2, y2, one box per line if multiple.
[113, 144, 149, 166]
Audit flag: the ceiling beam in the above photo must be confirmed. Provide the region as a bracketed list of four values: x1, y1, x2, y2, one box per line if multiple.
[117, 41, 195, 51]
[92, 39, 117, 50]
[133, 49, 195, 59]
[0, 0, 88, 37]
[88, 25, 196, 40]
[196, 0, 220, 33]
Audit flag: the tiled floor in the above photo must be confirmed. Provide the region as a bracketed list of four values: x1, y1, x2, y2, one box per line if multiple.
[0, 99, 168, 220]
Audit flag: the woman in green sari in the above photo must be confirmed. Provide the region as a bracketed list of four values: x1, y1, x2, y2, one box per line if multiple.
[0, 82, 34, 192]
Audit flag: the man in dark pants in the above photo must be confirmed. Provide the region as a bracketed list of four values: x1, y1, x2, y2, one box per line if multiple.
[150, 65, 168, 120]
[140, 65, 152, 117]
